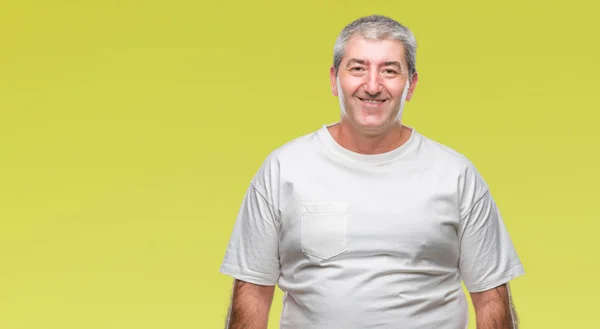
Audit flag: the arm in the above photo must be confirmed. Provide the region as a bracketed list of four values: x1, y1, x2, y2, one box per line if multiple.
[456, 171, 525, 328]
[470, 283, 519, 329]
[221, 157, 282, 328]
[225, 279, 275, 329]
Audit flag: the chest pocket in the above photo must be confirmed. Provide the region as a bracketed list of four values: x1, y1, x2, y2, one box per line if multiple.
[300, 202, 348, 260]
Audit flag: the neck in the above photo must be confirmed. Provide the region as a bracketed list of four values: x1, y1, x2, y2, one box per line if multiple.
[328, 119, 412, 155]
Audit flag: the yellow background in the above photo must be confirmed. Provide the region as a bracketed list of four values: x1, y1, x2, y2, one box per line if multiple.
[1, 0, 598, 328]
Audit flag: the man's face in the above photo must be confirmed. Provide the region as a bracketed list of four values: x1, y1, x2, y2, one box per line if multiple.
[330, 35, 417, 134]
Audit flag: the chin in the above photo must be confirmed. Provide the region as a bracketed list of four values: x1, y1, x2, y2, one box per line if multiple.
[347, 119, 390, 136]
[356, 113, 397, 128]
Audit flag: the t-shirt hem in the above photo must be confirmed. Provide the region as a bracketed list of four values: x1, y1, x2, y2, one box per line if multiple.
[219, 263, 278, 286]
[465, 265, 525, 293]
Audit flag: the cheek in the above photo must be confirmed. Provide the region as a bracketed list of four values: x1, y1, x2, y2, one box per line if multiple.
[341, 78, 365, 96]
[391, 91, 408, 102]
[385, 83, 405, 96]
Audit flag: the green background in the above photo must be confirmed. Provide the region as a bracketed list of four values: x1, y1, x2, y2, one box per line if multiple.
[1, 0, 598, 328]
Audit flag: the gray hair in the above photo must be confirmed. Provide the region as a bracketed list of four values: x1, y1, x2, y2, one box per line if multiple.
[333, 15, 417, 78]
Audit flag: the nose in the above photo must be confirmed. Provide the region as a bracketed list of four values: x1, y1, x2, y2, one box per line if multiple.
[363, 70, 382, 95]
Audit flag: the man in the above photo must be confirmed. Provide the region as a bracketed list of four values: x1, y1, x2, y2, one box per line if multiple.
[220, 15, 525, 329]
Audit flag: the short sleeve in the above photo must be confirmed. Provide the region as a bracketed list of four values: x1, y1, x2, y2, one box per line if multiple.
[458, 190, 525, 292]
[220, 183, 281, 285]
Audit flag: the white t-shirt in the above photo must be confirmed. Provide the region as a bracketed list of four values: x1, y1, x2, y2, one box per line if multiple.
[220, 123, 525, 329]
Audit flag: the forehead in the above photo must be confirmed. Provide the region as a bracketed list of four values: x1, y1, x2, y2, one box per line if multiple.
[342, 35, 405, 65]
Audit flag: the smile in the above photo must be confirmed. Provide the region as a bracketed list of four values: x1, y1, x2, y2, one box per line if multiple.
[358, 97, 387, 105]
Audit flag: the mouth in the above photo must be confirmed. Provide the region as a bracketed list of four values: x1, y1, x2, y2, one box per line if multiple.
[357, 97, 388, 106]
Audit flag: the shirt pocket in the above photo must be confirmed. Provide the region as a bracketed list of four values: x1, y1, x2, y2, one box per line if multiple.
[300, 202, 348, 260]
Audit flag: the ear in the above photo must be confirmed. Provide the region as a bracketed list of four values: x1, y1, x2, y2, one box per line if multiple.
[330, 66, 338, 96]
[406, 72, 419, 101]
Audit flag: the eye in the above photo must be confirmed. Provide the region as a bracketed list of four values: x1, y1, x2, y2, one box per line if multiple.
[383, 69, 398, 75]
[350, 67, 365, 71]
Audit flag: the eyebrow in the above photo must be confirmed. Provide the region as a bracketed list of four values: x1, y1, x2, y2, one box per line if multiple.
[345, 58, 404, 71]
[383, 61, 403, 70]
[345, 58, 366, 67]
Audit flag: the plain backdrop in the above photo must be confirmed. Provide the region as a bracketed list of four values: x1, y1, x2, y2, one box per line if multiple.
[1, 1, 599, 328]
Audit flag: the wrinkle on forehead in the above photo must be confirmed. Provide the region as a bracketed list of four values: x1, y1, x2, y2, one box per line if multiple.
[342, 36, 408, 76]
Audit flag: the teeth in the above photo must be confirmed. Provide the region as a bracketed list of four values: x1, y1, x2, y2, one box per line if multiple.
[362, 99, 384, 104]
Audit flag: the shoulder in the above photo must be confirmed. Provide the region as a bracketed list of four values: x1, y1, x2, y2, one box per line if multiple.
[416, 131, 476, 170]
[249, 128, 321, 194]
[415, 130, 490, 213]
[269, 129, 320, 162]
[415, 131, 483, 179]
[256, 127, 322, 174]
